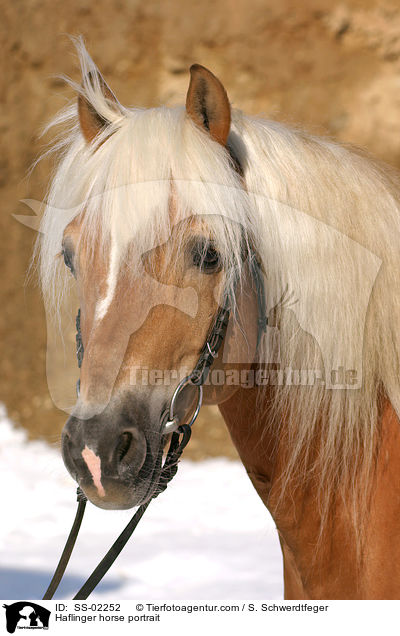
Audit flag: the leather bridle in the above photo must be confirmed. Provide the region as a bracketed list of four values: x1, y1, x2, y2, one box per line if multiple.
[42, 251, 267, 600]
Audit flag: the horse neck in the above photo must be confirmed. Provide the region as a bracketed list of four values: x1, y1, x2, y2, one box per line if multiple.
[219, 386, 400, 599]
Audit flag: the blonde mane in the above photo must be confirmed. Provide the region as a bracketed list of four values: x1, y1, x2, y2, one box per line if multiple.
[38, 43, 400, 530]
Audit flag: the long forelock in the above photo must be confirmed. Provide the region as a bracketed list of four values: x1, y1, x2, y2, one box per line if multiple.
[39, 99, 253, 315]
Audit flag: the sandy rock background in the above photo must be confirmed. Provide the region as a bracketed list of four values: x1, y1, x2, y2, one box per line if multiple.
[2, 0, 400, 458]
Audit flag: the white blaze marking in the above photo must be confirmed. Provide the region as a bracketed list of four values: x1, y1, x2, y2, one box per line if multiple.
[94, 235, 119, 323]
[81, 446, 106, 497]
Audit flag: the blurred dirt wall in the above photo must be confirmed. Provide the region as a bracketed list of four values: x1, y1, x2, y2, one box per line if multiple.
[2, 0, 400, 457]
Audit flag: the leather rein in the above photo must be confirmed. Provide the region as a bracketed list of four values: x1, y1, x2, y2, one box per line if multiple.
[43, 253, 267, 600]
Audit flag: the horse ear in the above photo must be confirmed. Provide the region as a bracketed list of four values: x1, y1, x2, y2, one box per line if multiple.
[186, 64, 231, 146]
[78, 71, 118, 144]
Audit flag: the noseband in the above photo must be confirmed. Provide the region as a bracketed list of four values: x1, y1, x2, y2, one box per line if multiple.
[43, 253, 267, 600]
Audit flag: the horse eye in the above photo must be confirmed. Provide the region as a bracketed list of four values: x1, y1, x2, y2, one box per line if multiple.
[62, 247, 75, 276]
[192, 240, 221, 273]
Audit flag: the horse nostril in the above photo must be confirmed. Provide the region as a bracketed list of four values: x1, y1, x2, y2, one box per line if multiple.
[116, 432, 133, 462]
[114, 428, 147, 479]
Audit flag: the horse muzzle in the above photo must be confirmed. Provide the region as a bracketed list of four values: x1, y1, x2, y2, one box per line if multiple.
[61, 404, 163, 510]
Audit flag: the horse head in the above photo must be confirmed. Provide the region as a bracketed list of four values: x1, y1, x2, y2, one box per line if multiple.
[50, 54, 258, 509]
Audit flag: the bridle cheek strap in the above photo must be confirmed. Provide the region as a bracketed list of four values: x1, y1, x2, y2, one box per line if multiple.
[162, 255, 267, 434]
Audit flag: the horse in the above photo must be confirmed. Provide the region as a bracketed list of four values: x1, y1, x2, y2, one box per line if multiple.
[37, 40, 400, 599]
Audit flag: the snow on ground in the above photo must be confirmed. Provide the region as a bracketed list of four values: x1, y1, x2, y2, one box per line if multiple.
[0, 404, 283, 599]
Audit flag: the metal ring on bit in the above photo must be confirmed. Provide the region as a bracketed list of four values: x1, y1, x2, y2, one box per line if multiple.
[162, 376, 203, 434]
